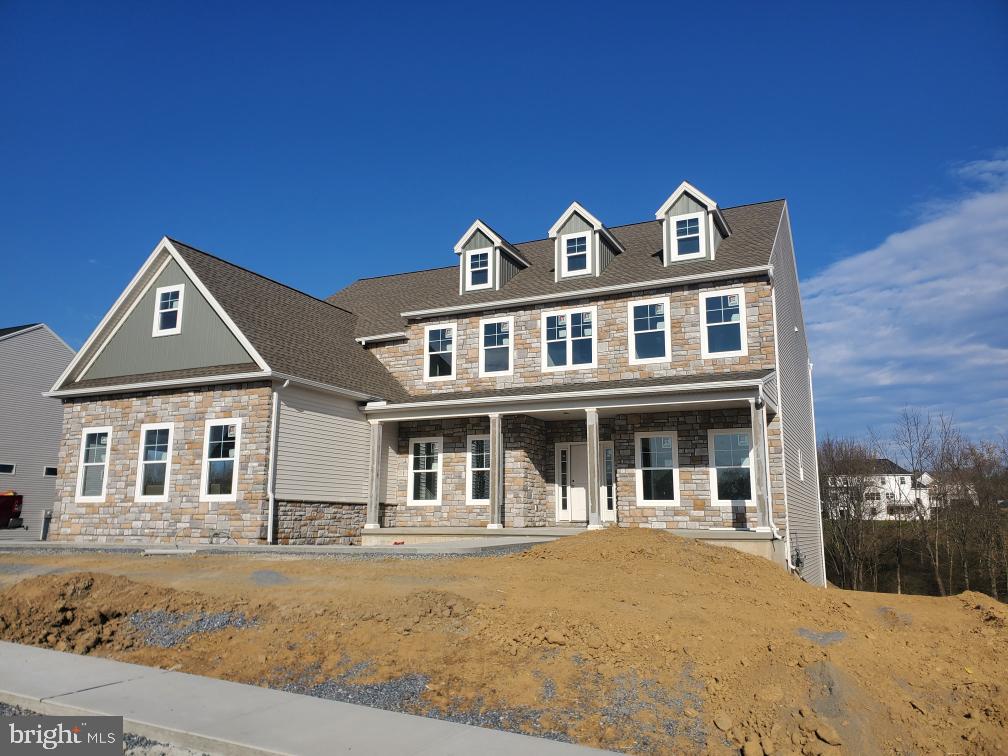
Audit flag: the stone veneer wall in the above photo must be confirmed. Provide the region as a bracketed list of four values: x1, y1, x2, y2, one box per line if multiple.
[367, 278, 774, 396]
[380, 408, 786, 532]
[276, 500, 365, 545]
[50, 382, 272, 544]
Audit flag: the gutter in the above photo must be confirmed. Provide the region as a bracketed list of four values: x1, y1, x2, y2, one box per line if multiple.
[355, 332, 408, 346]
[399, 265, 771, 319]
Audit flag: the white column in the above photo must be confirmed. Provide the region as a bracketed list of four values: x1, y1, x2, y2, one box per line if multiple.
[749, 399, 771, 529]
[488, 413, 504, 528]
[365, 420, 383, 529]
[586, 407, 602, 529]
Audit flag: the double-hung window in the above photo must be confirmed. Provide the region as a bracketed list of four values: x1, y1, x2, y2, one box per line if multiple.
[153, 284, 184, 336]
[467, 434, 490, 504]
[136, 423, 174, 501]
[201, 418, 241, 501]
[542, 307, 596, 371]
[467, 249, 491, 290]
[635, 432, 679, 505]
[76, 427, 111, 502]
[628, 296, 671, 364]
[479, 316, 513, 376]
[700, 287, 747, 358]
[424, 324, 456, 381]
[671, 212, 705, 260]
[708, 430, 752, 505]
[561, 233, 590, 276]
[408, 437, 442, 505]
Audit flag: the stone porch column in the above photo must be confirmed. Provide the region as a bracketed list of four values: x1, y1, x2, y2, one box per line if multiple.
[749, 399, 771, 529]
[585, 407, 602, 529]
[365, 420, 383, 529]
[488, 413, 504, 528]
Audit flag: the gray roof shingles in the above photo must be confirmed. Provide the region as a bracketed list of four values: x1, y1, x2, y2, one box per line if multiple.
[327, 200, 785, 337]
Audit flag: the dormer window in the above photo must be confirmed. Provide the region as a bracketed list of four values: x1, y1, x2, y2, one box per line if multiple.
[152, 284, 184, 336]
[467, 249, 491, 289]
[562, 233, 590, 276]
[674, 214, 704, 258]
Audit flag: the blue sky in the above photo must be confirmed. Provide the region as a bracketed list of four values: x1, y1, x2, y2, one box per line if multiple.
[2, 1, 1006, 439]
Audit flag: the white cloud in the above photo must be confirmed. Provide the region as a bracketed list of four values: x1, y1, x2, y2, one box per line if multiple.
[804, 169, 1008, 440]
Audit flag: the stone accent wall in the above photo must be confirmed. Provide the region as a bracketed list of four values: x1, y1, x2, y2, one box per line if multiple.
[50, 382, 271, 544]
[767, 412, 788, 534]
[276, 500, 365, 545]
[367, 277, 774, 396]
[379, 409, 773, 531]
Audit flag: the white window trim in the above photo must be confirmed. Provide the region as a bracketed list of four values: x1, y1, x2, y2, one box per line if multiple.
[540, 305, 598, 373]
[560, 231, 593, 278]
[134, 422, 175, 503]
[75, 425, 112, 503]
[407, 436, 443, 506]
[707, 428, 755, 507]
[0, 463, 14, 474]
[43, 466, 58, 477]
[699, 286, 748, 359]
[478, 315, 514, 377]
[465, 248, 493, 291]
[600, 440, 617, 522]
[634, 431, 680, 507]
[627, 296, 673, 365]
[669, 211, 706, 261]
[465, 433, 490, 505]
[152, 284, 185, 337]
[199, 418, 242, 503]
[423, 323, 457, 382]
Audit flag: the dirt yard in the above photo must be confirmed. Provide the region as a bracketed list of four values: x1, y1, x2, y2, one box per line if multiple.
[0, 529, 1004, 755]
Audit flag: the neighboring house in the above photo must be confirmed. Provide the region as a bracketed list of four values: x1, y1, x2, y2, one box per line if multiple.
[0, 323, 75, 540]
[849, 459, 933, 520]
[47, 181, 827, 586]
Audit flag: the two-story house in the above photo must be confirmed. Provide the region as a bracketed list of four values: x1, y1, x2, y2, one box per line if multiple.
[46, 182, 826, 585]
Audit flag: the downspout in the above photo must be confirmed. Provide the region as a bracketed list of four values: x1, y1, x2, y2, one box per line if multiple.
[266, 379, 289, 544]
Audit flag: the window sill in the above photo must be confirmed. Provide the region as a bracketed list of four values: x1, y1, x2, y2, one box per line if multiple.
[541, 363, 595, 374]
[635, 501, 681, 507]
[423, 375, 456, 383]
[407, 501, 443, 507]
[701, 350, 748, 359]
[628, 355, 670, 366]
[152, 330, 182, 338]
[74, 495, 106, 504]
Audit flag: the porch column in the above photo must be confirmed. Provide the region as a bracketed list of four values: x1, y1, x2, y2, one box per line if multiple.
[488, 412, 504, 528]
[749, 399, 771, 529]
[585, 407, 602, 529]
[365, 420, 383, 529]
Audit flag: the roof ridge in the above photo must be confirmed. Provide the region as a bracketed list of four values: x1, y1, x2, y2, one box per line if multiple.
[167, 237, 359, 318]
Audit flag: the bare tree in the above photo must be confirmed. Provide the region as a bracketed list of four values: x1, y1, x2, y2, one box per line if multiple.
[818, 436, 885, 590]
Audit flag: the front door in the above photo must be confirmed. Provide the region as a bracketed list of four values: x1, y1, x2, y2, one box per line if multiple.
[555, 443, 588, 522]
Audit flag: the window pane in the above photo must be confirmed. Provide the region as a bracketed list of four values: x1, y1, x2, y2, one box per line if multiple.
[571, 337, 592, 365]
[677, 236, 700, 255]
[159, 310, 178, 330]
[84, 433, 108, 464]
[643, 469, 676, 500]
[546, 315, 566, 341]
[81, 465, 104, 496]
[707, 323, 742, 353]
[566, 253, 587, 271]
[207, 459, 234, 495]
[471, 269, 488, 286]
[429, 353, 453, 377]
[470, 439, 489, 468]
[566, 236, 587, 254]
[641, 437, 675, 468]
[483, 347, 508, 372]
[717, 468, 751, 501]
[142, 462, 166, 496]
[472, 470, 490, 500]
[547, 341, 567, 367]
[413, 472, 438, 500]
[571, 311, 592, 338]
[483, 322, 509, 347]
[634, 330, 665, 360]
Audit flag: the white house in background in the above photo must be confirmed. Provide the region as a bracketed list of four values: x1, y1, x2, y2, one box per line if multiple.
[863, 459, 932, 520]
[0, 324, 75, 540]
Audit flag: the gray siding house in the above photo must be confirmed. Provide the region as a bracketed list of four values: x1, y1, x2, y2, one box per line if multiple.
[47, 181, 827, 585]
[0, 324, 75, 540]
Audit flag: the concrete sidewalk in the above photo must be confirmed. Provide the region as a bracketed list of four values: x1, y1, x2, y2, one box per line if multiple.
[0, 642, 605, 755]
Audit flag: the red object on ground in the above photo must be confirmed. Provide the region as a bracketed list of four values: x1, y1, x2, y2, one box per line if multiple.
[0, 492, 23, 528]
[392, 540, 405, 545]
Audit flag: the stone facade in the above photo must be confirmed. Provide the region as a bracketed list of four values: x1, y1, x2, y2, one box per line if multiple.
[367, 277, 774, 396]
[379, 409, 786, 534]
[276, 500, 366, 545]
[50, 382, 272, 544]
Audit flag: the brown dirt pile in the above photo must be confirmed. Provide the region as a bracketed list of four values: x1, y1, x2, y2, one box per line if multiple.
[0, 528, 1005, 755]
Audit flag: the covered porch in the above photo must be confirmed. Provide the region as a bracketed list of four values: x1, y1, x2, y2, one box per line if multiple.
[359, 375, 788, 566]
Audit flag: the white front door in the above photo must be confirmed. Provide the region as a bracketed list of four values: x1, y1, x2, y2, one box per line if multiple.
[555, 443, 588, 522]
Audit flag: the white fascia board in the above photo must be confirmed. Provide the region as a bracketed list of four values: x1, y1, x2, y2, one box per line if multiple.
[363, 379, 764, 418]
[548, 201, 605, 238]
[49, 238, 171, 393]
[46, 370, 274, 398]
[453, 219, 504, 255]
[655, 181, 719, 218]
[163, 239, 270, 371]
[400, 265, 772, 319]
[355, 331, 408, 345]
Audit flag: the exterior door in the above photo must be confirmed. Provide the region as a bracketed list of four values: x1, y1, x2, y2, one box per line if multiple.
[555, 443, 588, 522]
